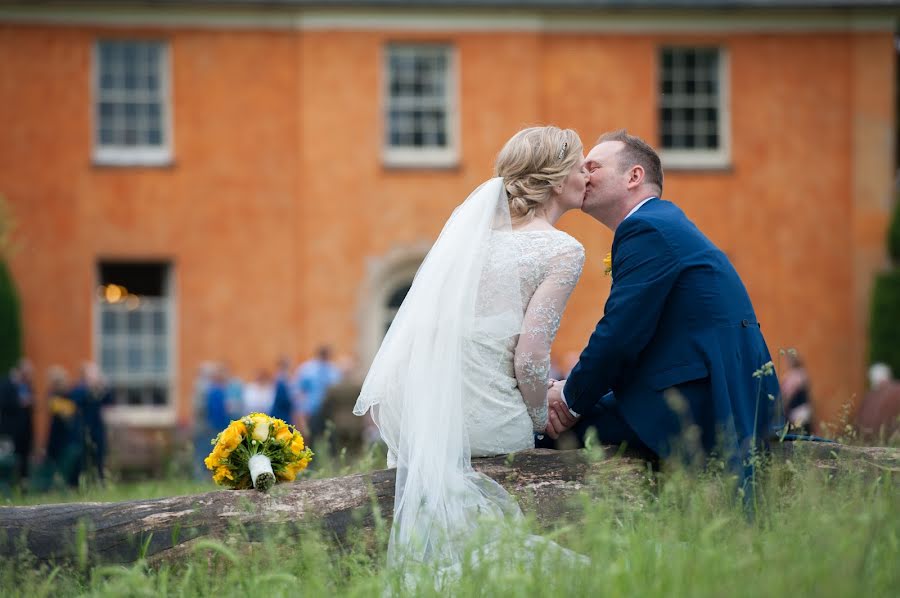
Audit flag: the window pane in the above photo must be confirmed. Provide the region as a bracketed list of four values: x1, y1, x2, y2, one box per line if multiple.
[127, 310, 142, 334]
[102, 310, 118, 333]
[95, 40, 166, 150]
[126, 388, 143, 405]
[659, 47, 721, 151]
[101, 345, 118, 370]
[151, 386, 167, 406]
[386, 45, 451, 150]
[152, 310, 166, 334]
[153, 344, 167, 371]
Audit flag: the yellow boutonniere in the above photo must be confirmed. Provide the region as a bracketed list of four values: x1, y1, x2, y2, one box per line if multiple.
[603, 252, 612, 276]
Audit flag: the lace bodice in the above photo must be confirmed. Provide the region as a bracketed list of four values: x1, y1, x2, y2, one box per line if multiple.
[465, 228, 584, 447]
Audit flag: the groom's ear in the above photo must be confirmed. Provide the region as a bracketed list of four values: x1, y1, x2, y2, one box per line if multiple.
[626, 164, 645, 189]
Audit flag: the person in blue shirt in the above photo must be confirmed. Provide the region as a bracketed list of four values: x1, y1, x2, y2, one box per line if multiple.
[204, 365, 230, 433]
[293, 346, 342, 439]
[271, 357, 293, 423]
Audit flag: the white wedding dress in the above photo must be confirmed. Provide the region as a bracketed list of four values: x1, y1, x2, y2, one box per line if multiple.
[463, 229, 584, 458]
[354, 179, 586, 588]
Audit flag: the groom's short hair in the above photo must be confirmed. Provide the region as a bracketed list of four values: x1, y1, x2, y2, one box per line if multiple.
[597, 129, 664, 195]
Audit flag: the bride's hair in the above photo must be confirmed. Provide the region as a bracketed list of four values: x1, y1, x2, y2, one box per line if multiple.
[494, 126, 583, 220]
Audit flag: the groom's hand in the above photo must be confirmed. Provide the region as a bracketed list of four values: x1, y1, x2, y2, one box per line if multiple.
[545, 380, 579, 439]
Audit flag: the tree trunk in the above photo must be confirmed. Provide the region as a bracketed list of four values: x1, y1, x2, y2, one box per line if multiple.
[0, 444, 895, 567]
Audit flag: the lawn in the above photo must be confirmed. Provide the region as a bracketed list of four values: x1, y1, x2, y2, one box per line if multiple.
[0, 443, 897, 597]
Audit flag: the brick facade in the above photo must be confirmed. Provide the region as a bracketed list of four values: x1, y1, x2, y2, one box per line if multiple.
[0, 6, 895, 448]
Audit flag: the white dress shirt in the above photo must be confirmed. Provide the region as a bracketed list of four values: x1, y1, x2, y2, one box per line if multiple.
[561, 196, 657, 417]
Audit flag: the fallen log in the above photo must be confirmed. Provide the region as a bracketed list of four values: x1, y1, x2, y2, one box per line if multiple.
[0, 448, 649, 566]
[0, 443, 895, 567]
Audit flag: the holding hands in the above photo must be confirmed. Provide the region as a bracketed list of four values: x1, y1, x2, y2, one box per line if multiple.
[544, 379, 579, 439]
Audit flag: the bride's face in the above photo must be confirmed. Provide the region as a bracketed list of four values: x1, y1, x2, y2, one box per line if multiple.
[555, 158, 589, 211]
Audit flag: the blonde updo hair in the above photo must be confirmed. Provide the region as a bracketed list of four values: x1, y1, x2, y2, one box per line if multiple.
[494, 126, 583, 220]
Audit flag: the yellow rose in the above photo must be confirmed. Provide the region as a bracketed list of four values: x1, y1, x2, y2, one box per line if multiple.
[603, 252, 612, 276]
[213, 465, 234, 484]
[275, 426, 292, 443]
[220, 425, 244, 451]
[250, 414, 270, 442]
[289, 434, 305, 455]
[230, 420, 248, 437]
[204, 452, 219, 470]
[277, 467, 297, 482]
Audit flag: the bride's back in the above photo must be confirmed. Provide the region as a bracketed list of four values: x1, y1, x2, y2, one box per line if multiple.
[464, 227, 584, 458]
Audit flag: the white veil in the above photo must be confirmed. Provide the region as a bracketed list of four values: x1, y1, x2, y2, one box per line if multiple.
[353, 178, 526, 579]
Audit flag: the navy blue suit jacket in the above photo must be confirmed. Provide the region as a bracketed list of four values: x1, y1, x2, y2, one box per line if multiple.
[565, 198, 779, 468]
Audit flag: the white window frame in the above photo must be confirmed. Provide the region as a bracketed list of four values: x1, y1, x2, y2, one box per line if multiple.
[92, 39, 173, 167]
[658, 46, 731, 170]
[93, 264, 177, 427]
[382, 43, 459, 168]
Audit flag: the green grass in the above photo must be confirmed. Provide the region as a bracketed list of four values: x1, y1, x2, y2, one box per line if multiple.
[1, 446, 897, 597]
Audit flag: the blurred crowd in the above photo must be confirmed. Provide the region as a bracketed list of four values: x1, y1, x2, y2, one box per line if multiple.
[1, 347, 897, 493]
[0, 358, 112, 493]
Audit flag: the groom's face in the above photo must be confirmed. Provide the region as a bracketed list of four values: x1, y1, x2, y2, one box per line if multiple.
[582, 141, 627, 216]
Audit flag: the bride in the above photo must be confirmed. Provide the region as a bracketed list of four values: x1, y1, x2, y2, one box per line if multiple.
[354, 126, 588, 584]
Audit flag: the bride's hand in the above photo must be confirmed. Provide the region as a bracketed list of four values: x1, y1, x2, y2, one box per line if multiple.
[545, 382, 578, 438]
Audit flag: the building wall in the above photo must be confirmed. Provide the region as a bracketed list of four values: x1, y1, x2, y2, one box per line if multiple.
[0, 18, 895, 447]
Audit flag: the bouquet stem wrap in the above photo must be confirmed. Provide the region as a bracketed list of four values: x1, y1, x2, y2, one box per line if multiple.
[249, 454, 275, 491]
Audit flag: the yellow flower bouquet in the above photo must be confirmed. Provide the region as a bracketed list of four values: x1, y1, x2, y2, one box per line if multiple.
[204, 413, 314, 492]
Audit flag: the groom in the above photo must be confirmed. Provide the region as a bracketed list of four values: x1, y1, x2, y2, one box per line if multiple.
[545, 130, 780, 477]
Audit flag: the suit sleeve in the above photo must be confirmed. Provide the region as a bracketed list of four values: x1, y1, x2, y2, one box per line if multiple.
[564, 218, 680, 415]
[514, 241, 584, 431]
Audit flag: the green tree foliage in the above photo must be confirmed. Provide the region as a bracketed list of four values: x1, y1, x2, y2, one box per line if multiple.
[870, 270, 900, 377]
[0, 260, 22, 373]
[889, 193, 900, 264]
[0, 195, 22, 373]
[870, 194, 900, 376]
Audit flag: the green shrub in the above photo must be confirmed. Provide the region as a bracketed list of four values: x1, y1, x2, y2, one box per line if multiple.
[0, 260, 21, 373]
[869, 269, 900, 376]
[889, 193, 900, 264]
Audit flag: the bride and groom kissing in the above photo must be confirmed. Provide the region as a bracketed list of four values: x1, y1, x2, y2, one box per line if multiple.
[354, 126, 780, 582]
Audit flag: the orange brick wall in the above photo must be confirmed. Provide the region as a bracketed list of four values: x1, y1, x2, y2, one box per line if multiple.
[0, 22, 894, 446]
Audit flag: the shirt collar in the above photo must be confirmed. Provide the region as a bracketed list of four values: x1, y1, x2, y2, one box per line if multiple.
[623, 196, 657, 221]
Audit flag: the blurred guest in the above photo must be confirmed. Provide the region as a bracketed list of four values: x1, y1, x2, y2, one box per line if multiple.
[271, 357, 293, 423]
[223, 363, 245, 418]
[44, 365, 80, 487]
[0, 369, 19, 486]
[243, 369, 275, 415]
[780, 352, 813, 435]
[0, 359, 35, 484]
[293, 346, 342, 439]
[69, 362, 113, 483]
[856, 363, 900, 441]
[192, 361, 218, 479]
[12, 359, 34, 481]
[204, 364, 230, 433]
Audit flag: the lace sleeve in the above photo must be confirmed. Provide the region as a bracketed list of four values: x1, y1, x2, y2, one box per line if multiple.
[514, 240, 585, 431]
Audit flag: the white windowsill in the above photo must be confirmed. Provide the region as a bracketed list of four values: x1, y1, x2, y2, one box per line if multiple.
[93, 146, 173, 167]
[383, 147, 459, 169]
[660, 149, 731, 171]
[103, 405, 177, 427]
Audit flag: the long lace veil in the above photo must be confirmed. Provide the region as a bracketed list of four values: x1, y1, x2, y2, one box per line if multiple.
[353, 178, 525, 579]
